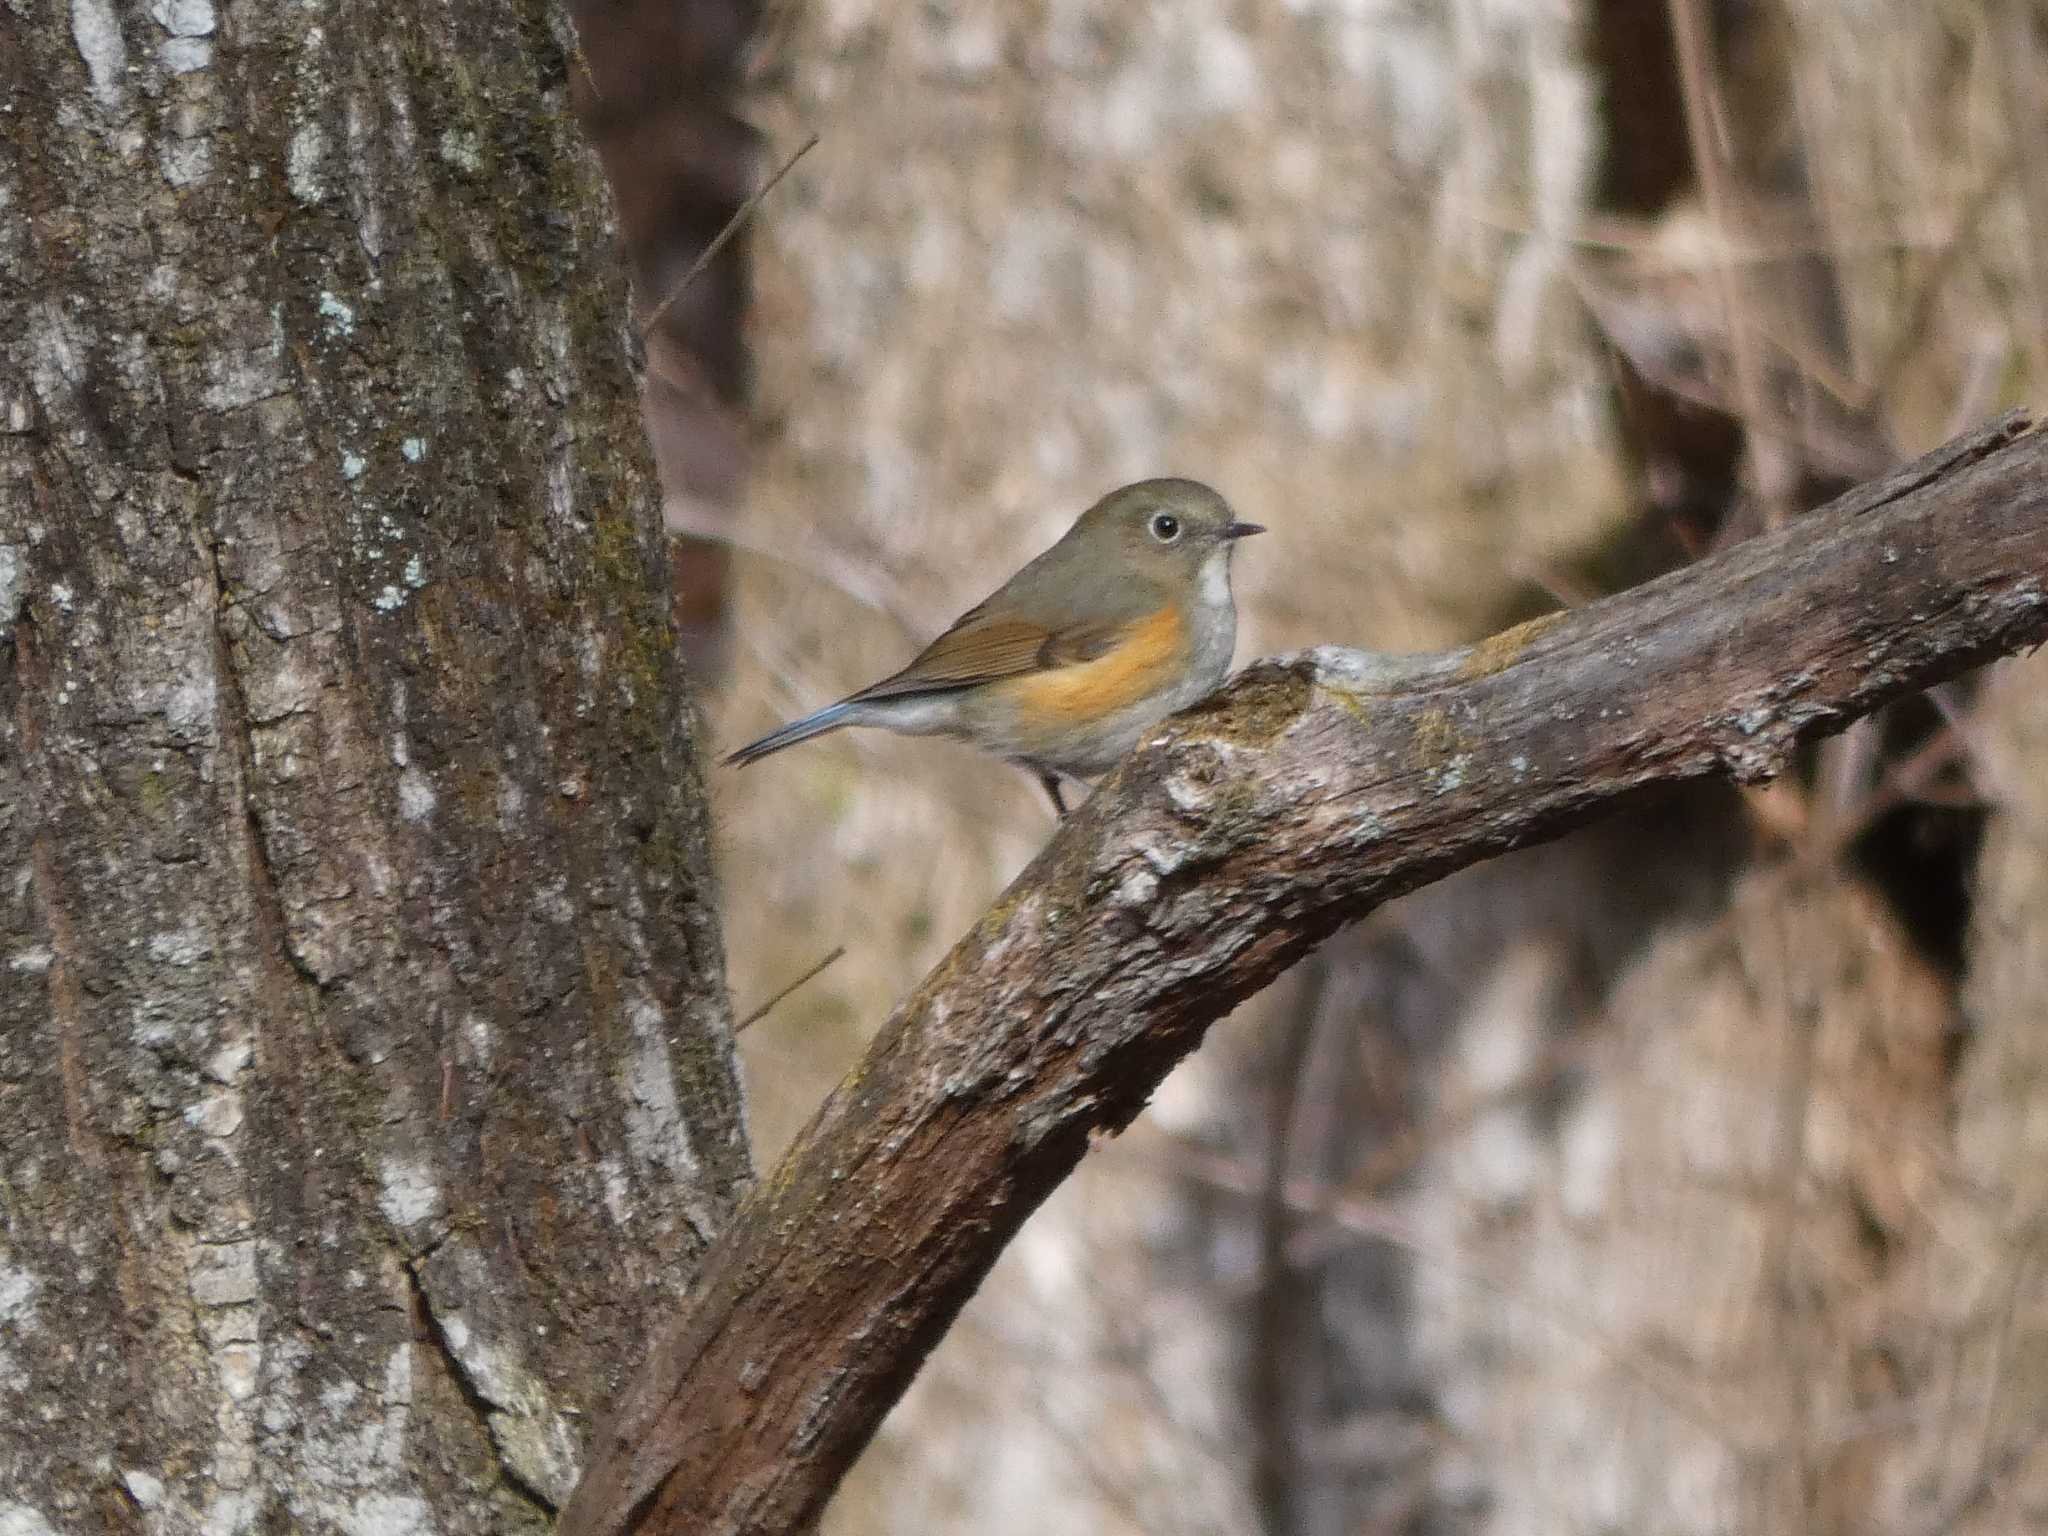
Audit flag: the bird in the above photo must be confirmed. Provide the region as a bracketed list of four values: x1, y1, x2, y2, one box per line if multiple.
[725, 478, 1264, 815]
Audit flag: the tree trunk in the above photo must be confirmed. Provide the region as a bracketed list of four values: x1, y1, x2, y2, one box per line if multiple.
[0, 4, 747, 1532]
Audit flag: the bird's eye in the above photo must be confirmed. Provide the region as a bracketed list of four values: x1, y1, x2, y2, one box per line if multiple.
[1149, 512, 1181, 543]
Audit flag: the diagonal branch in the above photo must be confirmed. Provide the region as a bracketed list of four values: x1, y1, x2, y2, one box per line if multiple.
[558, 411, 2048, 1536]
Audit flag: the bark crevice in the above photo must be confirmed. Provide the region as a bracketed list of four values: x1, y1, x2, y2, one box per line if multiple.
[198, 519, 331, 998]
[404, 1258, 562, 1521]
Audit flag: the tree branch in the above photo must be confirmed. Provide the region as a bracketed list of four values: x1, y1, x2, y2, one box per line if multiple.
[558, 411, 2048, 1536]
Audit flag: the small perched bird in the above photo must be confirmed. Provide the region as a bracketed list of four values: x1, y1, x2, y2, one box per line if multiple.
[725, 478, 1263, 814]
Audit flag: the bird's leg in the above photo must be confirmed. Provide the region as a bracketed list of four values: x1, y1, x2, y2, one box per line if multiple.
[1036, 771, 1070, 818]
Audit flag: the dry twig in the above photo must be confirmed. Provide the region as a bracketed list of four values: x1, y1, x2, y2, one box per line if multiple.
[638, 132, 820, 338]
[734, 946, 846, 1034]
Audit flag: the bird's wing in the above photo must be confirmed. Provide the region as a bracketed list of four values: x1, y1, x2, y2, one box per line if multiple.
[848, 610, 1128, 701]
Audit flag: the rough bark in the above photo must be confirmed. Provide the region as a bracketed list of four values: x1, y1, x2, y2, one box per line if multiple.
[0, 5, 746, 1532]
[560, 416, 2048, 1535]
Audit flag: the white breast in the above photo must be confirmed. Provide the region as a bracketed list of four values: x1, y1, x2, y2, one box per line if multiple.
[1183, 548, 1239, 697]
[1200, 548, 1232, 607]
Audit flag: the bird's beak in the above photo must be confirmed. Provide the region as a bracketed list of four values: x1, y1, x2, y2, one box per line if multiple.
[1224, 521, 1266, 540]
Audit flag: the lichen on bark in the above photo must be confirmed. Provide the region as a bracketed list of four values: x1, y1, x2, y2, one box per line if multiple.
[0, 3, 746, 1530]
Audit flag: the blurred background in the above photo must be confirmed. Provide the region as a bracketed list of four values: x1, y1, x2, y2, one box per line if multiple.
[582, 0, 2048, 1530]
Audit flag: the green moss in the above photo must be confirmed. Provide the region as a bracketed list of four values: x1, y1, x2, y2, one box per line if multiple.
[451, 764, 498, 823]
[591, 533, 678, 758]
[1325, 687, 1373, 726]
[581, 932, 621, 1035]
[139, 768, 173, 818]
[1454, 610, 1567, 681]
[1182, 669, 1314, 749]
[1408, 705, 1469, 765]
[640, 814, 705, 902]
[559, 248, 623, 349]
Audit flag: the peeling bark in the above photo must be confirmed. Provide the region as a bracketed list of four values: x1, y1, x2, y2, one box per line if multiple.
[0, 4, 745, 1532]
[560, 413, 2048, 1536]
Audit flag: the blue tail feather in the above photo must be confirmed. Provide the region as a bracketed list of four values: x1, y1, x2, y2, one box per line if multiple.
[724, 701, 856, 768]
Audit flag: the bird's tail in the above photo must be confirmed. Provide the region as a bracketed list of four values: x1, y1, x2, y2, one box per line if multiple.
[723, 701, 857, 768]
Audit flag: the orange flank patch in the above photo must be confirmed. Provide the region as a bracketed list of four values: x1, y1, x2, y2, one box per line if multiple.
[1007, 606, 1187, 724]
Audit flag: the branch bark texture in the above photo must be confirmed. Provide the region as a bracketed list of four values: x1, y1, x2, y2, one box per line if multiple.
[559, 413, 2048, 1536]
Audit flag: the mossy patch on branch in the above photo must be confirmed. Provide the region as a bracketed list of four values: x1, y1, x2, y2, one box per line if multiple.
[1179, 665, 1314, 749]
[1453, 609, 1567, 681]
